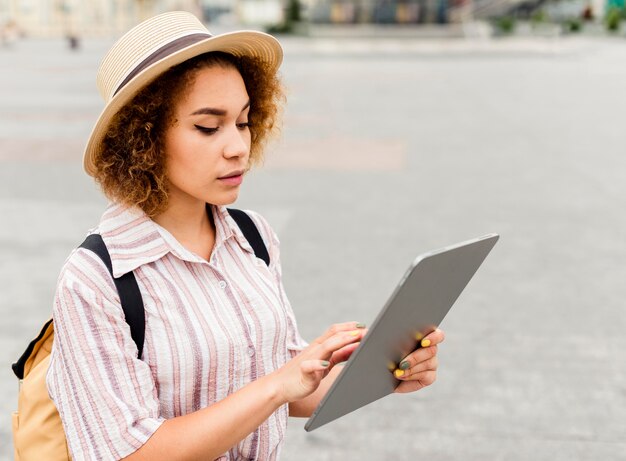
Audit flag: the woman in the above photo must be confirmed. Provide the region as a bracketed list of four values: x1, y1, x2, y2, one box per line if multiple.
[47, 11, 444, 461]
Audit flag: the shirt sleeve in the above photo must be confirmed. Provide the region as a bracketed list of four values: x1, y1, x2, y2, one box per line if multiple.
[46, 248, 165, 461]
[245, 211, 309, 355]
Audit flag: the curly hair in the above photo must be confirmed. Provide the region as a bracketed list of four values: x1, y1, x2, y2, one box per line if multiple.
[92, 52, 285, 217]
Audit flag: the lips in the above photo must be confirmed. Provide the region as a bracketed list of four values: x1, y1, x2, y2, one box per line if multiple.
[218, 169, 244, 180]
[217, 169, 244, 186]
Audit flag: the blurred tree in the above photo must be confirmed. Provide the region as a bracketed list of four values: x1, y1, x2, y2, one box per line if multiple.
[286, 0, 302, 23]
[605, 6, 622, 31]
[267, 0, 302, 33]
[494, 15, 516, 34]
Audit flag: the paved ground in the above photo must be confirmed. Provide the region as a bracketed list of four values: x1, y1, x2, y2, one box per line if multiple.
[1, 34, 626, 460]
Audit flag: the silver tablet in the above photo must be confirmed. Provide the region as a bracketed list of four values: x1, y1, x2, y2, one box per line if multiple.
[304, 233, 499, 431]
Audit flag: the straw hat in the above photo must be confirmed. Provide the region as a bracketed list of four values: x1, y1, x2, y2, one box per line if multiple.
[83, 11, 283, 177]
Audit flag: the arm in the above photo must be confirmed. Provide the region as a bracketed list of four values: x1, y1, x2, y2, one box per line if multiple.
[123, 373, 283, 461]
[124, 325, 365, 461]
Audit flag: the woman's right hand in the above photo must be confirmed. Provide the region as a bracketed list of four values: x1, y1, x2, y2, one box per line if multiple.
[271, 322, 366, 404]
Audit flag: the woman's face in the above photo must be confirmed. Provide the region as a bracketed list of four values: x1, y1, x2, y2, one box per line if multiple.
[163, 64, 251, 209]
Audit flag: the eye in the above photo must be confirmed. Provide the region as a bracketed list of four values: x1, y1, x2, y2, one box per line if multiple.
[237, 122, 251, 130]
[194, 125, 218, 135]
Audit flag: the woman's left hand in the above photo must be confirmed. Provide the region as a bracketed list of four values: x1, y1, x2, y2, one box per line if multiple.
[393, 328, 445, 394]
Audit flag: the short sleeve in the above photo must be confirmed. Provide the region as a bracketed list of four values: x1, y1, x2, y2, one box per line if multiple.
[46, 248, 165, 460]
[244, 210, 309, 355]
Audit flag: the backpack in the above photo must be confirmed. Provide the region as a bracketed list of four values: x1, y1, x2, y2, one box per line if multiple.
[11, 208, 270, 461]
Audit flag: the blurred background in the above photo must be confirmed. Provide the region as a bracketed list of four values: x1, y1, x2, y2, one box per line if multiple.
[2, 0, 626, 39]
[1, 0, 626, 460]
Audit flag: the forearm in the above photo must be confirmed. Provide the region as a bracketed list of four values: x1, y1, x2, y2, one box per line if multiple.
[289, 365, 344, 417]
[123, 374, 285, 461]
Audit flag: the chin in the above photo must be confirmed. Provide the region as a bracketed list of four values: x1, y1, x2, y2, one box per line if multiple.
[209, 191, 240, 207]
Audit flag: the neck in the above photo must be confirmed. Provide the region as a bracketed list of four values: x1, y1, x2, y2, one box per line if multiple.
[153, 199, 216, 259]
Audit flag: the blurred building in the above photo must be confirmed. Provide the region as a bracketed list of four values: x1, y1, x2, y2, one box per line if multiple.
[0, 0, 616, 34]
[305, 0, 473, 24]
[0, 0, 202, 37]
[0, 0, 493, 33]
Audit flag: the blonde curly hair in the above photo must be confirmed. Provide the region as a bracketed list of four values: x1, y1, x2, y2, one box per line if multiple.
[92, 52, 284, 217]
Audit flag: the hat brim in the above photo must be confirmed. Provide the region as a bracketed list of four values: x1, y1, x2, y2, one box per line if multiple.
[84, 31, 282, 177]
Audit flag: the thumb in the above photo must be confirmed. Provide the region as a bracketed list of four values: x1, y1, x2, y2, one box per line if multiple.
[299, 360, 330, 385]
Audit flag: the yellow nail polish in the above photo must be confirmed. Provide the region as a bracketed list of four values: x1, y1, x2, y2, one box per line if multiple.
[421, 339, 431, 348]
[350, 331, 360, 337]
[394, 369, 405, 378]
[415, 332, 424, 341]
[387, 361, 397, 371]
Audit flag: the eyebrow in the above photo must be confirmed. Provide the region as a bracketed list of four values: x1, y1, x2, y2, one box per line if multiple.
[190, 100, 250, 116]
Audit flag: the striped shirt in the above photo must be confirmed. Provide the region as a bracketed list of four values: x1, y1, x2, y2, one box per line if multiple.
[47, 202, 308, 461]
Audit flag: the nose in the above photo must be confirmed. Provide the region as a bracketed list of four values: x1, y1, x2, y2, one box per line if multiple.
[223, 125, 250, 160]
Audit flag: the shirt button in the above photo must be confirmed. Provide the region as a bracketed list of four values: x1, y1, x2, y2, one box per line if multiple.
[218, 280, 227, 289]
[256, 259, 264, 266]
[247, 347, 255, 357]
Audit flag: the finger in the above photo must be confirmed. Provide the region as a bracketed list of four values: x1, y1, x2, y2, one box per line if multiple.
[300, 359, 331, 374]
[313, 322, 367, 344]
[420, 328, 445, 348]
[396, 345, 438, 375]
[399, 356, 439, 380]
[313, 329, 365, 359]
[394, 370, 437, 394]
[299, 360, 331, 390]
[329, 341, 360, 365]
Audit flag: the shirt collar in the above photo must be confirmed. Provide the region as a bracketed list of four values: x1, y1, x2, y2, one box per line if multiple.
[212, 206, 257, 259]
[97, 203, 255, 278]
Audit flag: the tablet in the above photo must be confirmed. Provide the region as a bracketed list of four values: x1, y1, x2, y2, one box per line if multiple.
[304, 233, 499, 431]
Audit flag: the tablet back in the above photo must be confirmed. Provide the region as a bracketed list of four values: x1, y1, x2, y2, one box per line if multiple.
[304, 233, 499, 431]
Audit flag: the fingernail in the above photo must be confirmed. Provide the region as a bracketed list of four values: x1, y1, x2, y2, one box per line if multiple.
[415, 332, 424, 341]
[399, 361, 410, 370]
[321, 360, 330, 367]
[356, 322, 366, 329]
[421, 339, 431, 348]
[394, 369, 405, 378]
[350, 331, 360, 337]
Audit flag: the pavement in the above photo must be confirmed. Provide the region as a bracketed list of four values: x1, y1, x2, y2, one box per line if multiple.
[1, 34, 626, 460]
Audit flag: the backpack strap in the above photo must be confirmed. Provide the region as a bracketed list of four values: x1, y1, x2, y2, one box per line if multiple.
[80, 234, 146, 359]
[12, 319, 54, 379]
[227, 208, 270, 267]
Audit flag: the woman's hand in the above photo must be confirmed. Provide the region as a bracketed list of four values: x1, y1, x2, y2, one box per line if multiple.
[393, 328, 445, 394]
[271, 322, 366, 404]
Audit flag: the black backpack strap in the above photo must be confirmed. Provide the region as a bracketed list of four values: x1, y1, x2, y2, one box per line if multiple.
[12, 319, 53, 379]
[80, 234, 145, 359]
[227, 208, 270, 267]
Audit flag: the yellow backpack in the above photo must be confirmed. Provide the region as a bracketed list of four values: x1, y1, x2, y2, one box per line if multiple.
[11, 234, 146, 461]
[12, 319, 68, 460]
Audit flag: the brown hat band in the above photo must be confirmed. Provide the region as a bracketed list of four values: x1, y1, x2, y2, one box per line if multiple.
[114, 32, 211, 97]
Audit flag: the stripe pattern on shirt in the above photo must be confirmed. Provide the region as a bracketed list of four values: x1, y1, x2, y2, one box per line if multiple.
[47, 203, 308, 461]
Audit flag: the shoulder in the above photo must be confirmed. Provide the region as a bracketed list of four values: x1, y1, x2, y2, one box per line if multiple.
[226, 208, 284, 270]
[236, 209, 279, 247]
[54, 235, 117, 302]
